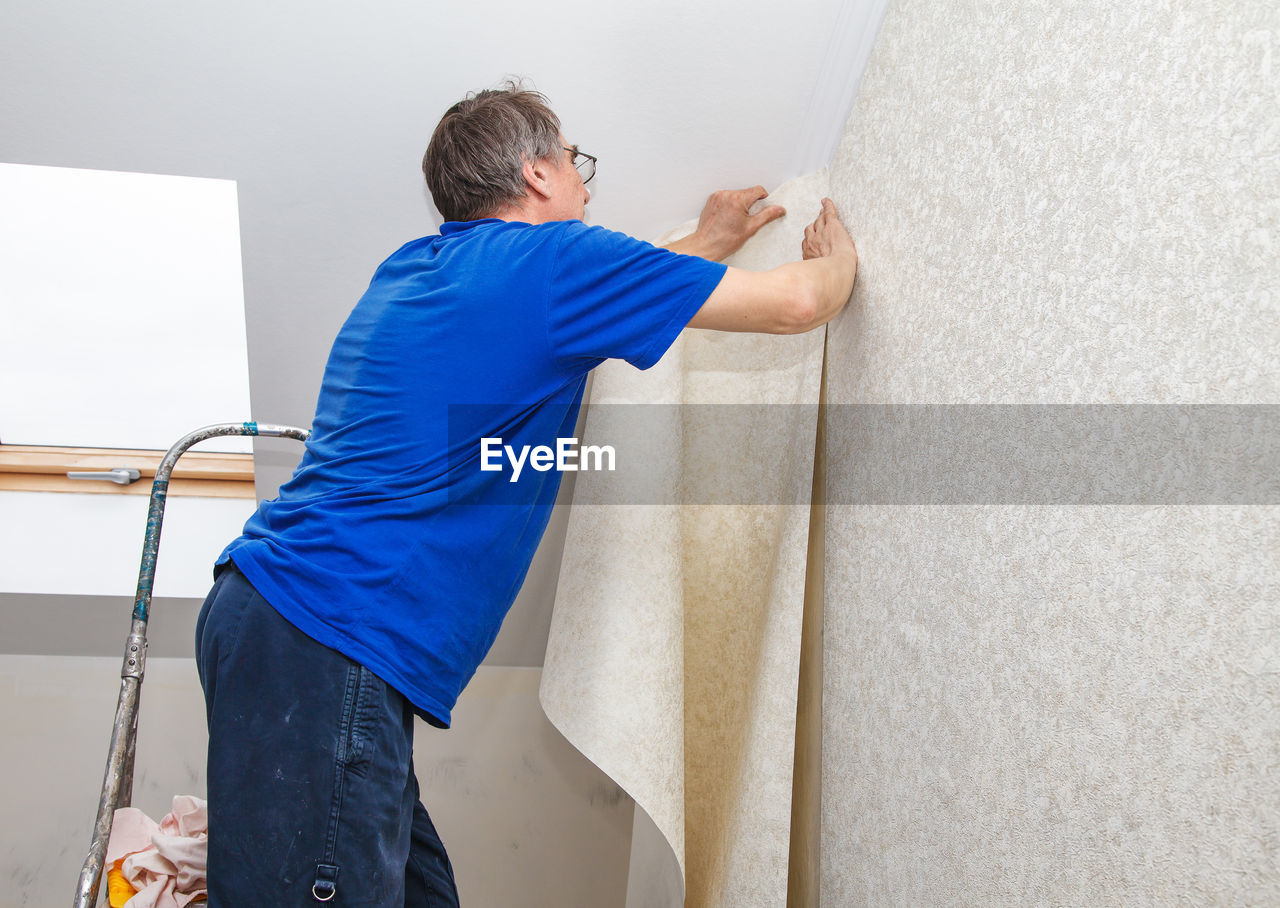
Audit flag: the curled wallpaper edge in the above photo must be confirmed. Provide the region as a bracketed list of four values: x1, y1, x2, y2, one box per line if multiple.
[540, 171, 832, 907]
[786, 341, 827, 908]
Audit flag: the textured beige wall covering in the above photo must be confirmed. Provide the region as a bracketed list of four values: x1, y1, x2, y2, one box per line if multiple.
[827, 0, 1277, 407]
[542, 172, 830, 908]
[821, 0, 1278, 902]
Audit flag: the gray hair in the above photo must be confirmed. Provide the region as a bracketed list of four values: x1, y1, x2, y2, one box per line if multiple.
[422, 82, 563, 222]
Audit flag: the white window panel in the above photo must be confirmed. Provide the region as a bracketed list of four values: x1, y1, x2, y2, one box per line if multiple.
[0, 163, 252, 453]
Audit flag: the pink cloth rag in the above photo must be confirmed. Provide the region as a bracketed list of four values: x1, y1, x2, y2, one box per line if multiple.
[105, 795, 208, 908]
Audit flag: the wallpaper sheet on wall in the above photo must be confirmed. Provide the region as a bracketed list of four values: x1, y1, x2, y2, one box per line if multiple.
[541, 171, 830, 908]
[821, 0, 1278, 903]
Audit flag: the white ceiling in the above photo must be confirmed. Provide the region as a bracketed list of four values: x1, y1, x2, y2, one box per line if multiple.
[0, 0, 886, 474]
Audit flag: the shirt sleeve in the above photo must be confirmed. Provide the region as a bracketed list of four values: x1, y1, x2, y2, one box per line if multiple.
[545, 221, 727, 371]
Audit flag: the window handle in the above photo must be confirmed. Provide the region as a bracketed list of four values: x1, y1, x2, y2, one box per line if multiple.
[66, 468, 142, 485]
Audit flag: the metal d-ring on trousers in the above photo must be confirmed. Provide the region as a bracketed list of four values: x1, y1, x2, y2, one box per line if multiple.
[196, 562, 461, 906]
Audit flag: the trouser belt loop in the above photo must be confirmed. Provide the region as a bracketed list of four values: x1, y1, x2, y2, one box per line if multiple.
[312, 863, 339, 902]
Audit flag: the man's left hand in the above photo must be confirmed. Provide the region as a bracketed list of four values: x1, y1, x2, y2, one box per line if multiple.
[663, 186, 786, 262]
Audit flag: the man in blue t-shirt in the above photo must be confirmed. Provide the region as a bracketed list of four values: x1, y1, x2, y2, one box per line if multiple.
[196, 85, 857, 906]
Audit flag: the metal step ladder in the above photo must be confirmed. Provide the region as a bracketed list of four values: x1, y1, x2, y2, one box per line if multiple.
[73, 422, 310, 908]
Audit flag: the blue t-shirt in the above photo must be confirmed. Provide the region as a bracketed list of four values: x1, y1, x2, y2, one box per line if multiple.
[218, 218, 726, 726]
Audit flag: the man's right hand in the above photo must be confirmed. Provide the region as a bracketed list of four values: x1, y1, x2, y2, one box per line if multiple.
[802, 198, 857, 264]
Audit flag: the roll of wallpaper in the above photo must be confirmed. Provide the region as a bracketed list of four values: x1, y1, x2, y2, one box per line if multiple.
[541, 170, 831, 908]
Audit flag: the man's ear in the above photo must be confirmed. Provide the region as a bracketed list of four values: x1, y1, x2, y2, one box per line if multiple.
[522, 156, 554, 201]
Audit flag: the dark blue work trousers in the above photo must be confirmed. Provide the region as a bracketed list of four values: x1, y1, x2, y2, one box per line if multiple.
[195, 563, 461, 906]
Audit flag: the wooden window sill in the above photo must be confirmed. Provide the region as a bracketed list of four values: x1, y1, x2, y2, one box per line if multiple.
[0, 445, 255, 499]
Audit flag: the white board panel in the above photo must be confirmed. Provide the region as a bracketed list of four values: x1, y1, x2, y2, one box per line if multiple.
[0, 163, 252, 452]
[0, 491, 254, 599]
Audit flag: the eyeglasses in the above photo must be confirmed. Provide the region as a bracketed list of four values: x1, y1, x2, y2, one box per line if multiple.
[563, 146, 597, 185]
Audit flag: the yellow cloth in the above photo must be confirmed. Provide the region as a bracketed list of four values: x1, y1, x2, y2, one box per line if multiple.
[107, 860, 138, 907]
